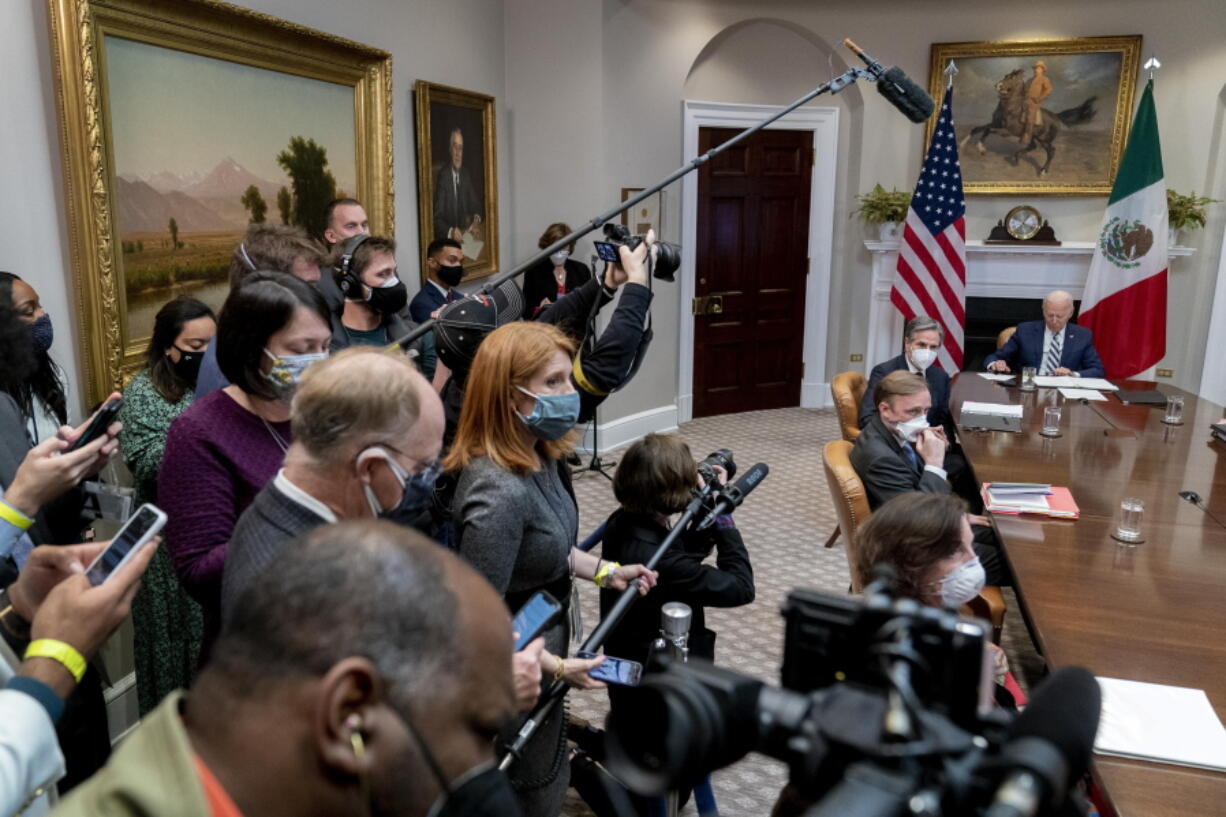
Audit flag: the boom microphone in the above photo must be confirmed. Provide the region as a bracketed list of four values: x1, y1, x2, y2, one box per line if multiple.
[985, 666, 1101, 817]
[843, 39, 935, 123]
[694, 462, 769, 530]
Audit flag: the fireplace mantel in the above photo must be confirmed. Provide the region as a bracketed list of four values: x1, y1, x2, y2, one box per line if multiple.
[862, 239, 1195, 368]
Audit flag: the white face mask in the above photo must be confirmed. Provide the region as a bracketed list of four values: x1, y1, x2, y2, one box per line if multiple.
[895, 414, 929, 443]
[939, 557, 986, 607]
[549, 250, 570, 267]
[910, 347, 937, 371]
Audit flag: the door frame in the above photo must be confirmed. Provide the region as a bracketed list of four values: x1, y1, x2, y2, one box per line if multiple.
[678, 100, 839, 423]
[1200, 215, 1226, 404]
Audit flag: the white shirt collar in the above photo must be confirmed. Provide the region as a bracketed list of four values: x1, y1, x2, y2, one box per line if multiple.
[1046, 325, 1066, 341]
[428, 278, 450, 297]
[274, 469, 337, 523]
[906, 357, 921, 375]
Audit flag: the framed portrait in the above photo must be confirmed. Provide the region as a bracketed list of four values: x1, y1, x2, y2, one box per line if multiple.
[927, 36, 1142, 195]
[414, 80, 499, 280]
[620, 188, 665, 236]
[48, 0, 393, 404]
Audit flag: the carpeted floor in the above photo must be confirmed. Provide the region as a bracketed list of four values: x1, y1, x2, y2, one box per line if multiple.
[561, 406, 1045, 817]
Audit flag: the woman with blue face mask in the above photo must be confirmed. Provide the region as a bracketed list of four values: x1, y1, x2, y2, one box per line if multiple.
[0, 272, 68, 445]
[445, 320, 656, 817]
[158, 272, 332, 657]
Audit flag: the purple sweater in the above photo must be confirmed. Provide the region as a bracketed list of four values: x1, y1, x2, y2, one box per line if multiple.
[158, 389, 290, 612]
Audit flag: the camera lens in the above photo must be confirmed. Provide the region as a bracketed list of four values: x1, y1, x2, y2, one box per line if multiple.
[652, 241, 682, 281]
[697, 449, 737, 484]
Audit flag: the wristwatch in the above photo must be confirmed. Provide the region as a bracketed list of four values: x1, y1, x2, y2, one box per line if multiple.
[0, 587, 33, 641]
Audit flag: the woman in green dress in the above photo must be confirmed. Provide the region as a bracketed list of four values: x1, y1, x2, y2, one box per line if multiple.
[118, 296, 217, 714]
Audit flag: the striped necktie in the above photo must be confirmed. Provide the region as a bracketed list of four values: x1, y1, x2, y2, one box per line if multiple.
[1043, 330, 1063, 375]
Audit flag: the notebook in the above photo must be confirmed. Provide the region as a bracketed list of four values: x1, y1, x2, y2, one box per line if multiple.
[1095, 678, 1226, 772]
[961, 413, 1021, 433]
[982, 483, 1080, 518]
[1115, 389, 1167, 406]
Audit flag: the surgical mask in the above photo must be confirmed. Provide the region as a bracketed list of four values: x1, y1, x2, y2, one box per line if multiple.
[515, 385, 579, 441]
[895, 414, 930, 443]
[549, 250, 570, 267]
[358, 447, 441, 524]
[910, 347, 937, 371]
[170, 346, 204, 384]
[366, 276, 408, 316]
[939, 557, 986, 607]
[437, 264, 464, 288]
[263, 348, 328, 400]
[29, 314, 53, 353]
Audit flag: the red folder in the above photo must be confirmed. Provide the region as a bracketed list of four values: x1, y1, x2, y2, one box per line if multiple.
[982, 483, 1081, 519]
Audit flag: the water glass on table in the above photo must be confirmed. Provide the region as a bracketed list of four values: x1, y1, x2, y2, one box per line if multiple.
[1113, 497, 1145, 544]
[1020, 366, 1037, 391]
[1041, 405, 1061, 437]
[1163, 395, 1184, 425]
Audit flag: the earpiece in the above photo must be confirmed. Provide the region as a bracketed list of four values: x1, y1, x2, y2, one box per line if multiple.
[336, 233, 372, 297]
[346, 713, 366, 760]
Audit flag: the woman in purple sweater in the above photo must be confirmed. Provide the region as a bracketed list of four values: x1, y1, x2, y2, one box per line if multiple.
[158, 272, 331, 647]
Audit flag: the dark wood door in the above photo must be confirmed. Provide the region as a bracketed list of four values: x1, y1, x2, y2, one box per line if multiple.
[693, 127, 812, 418]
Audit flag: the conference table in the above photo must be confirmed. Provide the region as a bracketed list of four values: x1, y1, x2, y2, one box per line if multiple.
[951, 374, 1226, 817]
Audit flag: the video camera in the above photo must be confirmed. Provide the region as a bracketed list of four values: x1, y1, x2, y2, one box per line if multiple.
[605, 573, 1102, 817]
[593, 222, 682, 281]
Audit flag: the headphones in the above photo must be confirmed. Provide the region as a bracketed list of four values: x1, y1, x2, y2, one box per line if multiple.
[335, 233, 372, 298]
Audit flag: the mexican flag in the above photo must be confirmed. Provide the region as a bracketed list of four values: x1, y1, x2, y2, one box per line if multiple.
[1079, 79, 1167, 379]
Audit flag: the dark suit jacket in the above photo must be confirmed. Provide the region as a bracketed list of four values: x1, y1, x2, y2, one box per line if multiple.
[984, 320, 1104, 378]
[858, 354, 952, 431]
[408, 280, 453, 324]
[521, 258, 592, 319]
[432, 164, 481, 240]
[850, 415, 952, 510]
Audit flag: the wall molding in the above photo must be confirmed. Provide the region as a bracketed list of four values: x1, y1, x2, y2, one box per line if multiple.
[577, 404, 679, 455]
[677, 100, 839, 422]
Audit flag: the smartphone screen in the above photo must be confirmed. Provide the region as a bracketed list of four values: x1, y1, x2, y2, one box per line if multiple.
[84, 504, 165, 586]
[592, 242, 621, 263]
[512, 591, 562, 651]
[578, 652, 643, 686]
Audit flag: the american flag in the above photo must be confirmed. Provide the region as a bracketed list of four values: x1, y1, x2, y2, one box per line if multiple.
[890, 85, 966, 371]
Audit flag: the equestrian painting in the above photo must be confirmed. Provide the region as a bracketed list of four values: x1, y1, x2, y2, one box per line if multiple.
[928, 37, 1141, 194]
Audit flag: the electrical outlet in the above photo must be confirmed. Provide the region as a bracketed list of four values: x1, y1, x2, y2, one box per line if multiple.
[850, 353, 864, 362]
[1156, 368, 1173, 378]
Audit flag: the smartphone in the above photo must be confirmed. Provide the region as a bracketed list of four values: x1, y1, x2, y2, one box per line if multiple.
[511, 591, 563, 651]
[576, 651, 643, 686]
[68, 397, 123, 453]
[84, 503, 166, 586]
[592, 242, 621, 263]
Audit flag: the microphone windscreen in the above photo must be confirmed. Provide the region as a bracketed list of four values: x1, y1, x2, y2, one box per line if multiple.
[1008, 666, 1101, 781]
[877, 66, 935, 123]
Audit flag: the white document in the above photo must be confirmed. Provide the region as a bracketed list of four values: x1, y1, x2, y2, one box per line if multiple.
[1095, 677, 1226, 772]
[1033, 375, 1119, 391]
[1058, 387, 1107, 401]
[461, 231, 484, 262]
[961, 401, 1023, 418]
[978, 372, 1016, 382]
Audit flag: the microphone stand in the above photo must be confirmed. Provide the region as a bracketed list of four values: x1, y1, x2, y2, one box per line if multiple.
[499, 488, 712, 771]
[391, 63, 876, 352]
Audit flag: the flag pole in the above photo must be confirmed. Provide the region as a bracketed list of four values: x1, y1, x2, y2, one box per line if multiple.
[1143, 56, 1161, 82]
[945, 60, 958, 89]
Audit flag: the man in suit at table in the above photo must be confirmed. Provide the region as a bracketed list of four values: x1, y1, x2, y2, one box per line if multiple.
[851, 370, 1009, 585]
[985, 290, 1105, 378]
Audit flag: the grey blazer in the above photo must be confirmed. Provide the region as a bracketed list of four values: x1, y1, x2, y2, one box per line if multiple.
[850, 415, 952, 510]
[0, 393, 83, 549]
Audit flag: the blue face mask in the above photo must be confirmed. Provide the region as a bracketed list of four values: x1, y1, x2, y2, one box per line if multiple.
[29, 314, 53, 354]
[359, 447, 441, 523]
[515, 385, 580, 441]
[263, 348, 328, 400]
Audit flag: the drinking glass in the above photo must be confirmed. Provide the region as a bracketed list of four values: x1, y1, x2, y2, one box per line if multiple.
[1020, 366, 1037, 391]
[1163, 395, 1184, 425]
[1041, 406, 1061, 437]
[1113, 497, 1145, 544]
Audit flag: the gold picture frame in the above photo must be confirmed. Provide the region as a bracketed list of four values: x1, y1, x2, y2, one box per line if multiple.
[927, 35, 1141, 195]
[414, 80, 499, 281]
[47, 0, 393, 405]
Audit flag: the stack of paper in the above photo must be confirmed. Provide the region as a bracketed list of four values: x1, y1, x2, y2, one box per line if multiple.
[982, 483, 1080, 518]
[977, 373, 1016, 383]
[1095, 677, 1226, 772]
[1033, 375, 1119, 391]
[1058, 387, 1107, 401]
[961, 401, 1023, 418]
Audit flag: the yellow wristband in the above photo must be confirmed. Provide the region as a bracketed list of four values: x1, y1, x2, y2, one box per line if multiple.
[0, 500, 34, 531]
[25, 639, 87, 683]
[594, 561, 621, 588]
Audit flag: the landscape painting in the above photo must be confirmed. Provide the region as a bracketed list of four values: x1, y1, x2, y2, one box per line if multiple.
[928, 36, 1141, 195]
[106, 35, 357, 341]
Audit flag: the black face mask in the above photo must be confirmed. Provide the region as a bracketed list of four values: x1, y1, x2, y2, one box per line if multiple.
[170, 346, 204, 384]
[367, 280, 409, 316]
[402, 709, 523, 817]
[436, 264, 464, 288]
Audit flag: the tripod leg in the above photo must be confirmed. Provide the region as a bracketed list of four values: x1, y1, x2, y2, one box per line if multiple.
[824, 527, 841, 548]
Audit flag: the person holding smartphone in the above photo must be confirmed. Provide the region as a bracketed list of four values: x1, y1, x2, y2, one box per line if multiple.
[446, 318, 656, 817]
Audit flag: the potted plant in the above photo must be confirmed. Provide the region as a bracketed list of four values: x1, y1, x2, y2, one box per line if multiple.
[853, 184, 911, 241]
[1167, 189, 1218, 246]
